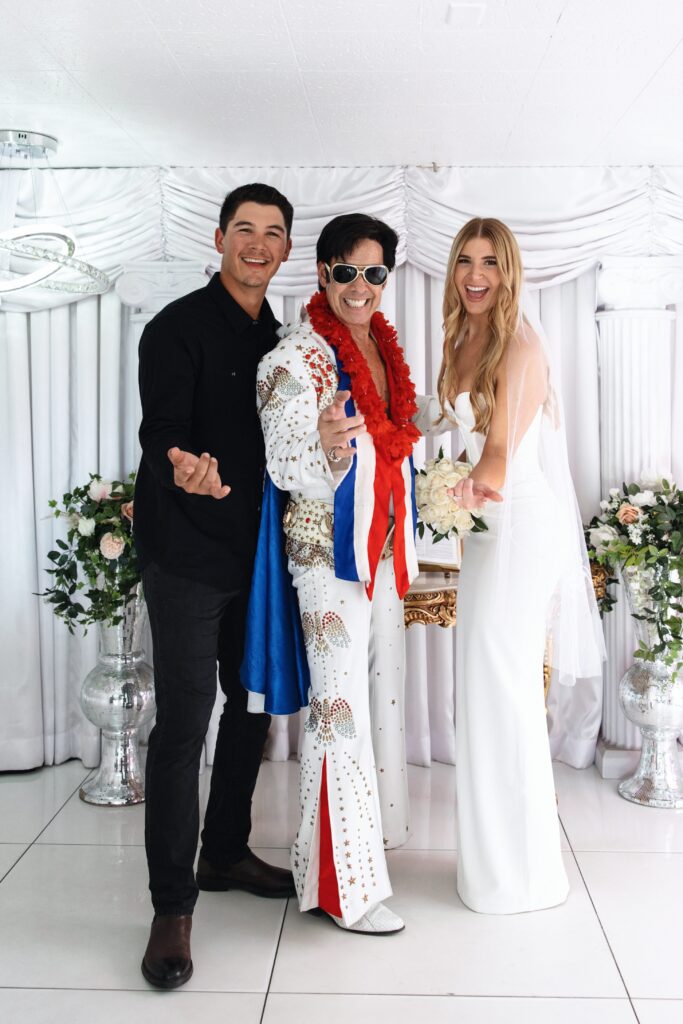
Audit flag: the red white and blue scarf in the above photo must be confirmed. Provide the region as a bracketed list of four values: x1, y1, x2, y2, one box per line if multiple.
[307, 292, 420, 600]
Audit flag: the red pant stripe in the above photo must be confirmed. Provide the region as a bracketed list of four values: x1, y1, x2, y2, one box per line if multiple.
[317, 754, 342, 917]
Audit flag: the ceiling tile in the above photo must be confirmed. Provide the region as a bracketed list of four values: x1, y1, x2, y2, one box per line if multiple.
[194, 0, 288, 33]
[155, 127, 325, 167]
[180, 70, 315, 129]
[31, 30, 172, 72]
[293, 31, 418, 72]
[109, 126, 223, 167]
[593, 119, 683, 165]
[415, 101, 520, 139]
[102, 70, 320, 165]
[104, 98, 217, 132]
[409, 102, 519, 165]
[16, 0, 143, 32]
[159, 29, 297, 70]
[422, 132, 509, 165]
[503, 0, 566, 32]
[318, 127, 418, 166]
[530, 70, 648, 108]
[135, 0, 215, 34]
[421, 0, 511, 31]
[303, 71, 419, 121]
[314, 101, 517, 165]
[283, 0, 421, 33]
[0, 6, 65, 70]
[345, 128, 505, 166]
[540, 0, 683, 72]
[591, 47, 683, 164]
[70, 65, 195, 107]
[474, 70, 535, 104]
[0, 70, 95, 106]
[294, 28, 550, 73]
[0, 0, 679, 167]
[618, 45, 683, 107]
[303, 69, 534, 114]
[414, 29, 551, 71]
[420, 0, 567, 33]
[501, 103, 611, 164]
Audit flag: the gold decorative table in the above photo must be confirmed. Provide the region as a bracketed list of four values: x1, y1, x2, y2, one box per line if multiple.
[404, 568, 458, 630]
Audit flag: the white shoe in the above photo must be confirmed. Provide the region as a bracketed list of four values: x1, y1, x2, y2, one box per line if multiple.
[329, 902, 405, 935]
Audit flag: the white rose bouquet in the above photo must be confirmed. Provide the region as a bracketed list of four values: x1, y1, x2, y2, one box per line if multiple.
[40, 473, 139, 633]
[415, 448, 488, 542]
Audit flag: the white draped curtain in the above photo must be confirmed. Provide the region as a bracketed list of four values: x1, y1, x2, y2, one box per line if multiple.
[3, 163, 683, 773]
[1, 294, 136, 768]
[6, 165, 683, 310]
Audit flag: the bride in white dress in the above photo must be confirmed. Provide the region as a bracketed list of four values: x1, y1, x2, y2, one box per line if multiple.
[433, 218, 604, 914]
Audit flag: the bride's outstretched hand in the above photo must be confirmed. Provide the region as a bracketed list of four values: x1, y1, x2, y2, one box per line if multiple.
[448, 476, 503, 510]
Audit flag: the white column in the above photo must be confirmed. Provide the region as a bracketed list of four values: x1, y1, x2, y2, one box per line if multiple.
[673, 306, 683, 484]
[594, 257, 681, 777]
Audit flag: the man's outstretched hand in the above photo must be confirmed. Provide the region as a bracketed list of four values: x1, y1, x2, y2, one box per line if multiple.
[317, 390, 366, 465]
[167, 448, 230, 499]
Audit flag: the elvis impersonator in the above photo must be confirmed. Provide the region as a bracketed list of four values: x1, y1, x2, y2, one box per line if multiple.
[242, 213, 443, 935]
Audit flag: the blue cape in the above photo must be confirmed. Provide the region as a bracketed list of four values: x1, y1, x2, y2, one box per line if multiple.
[240, 476, 310, 715]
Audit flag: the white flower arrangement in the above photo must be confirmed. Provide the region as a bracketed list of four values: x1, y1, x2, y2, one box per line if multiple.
[415, 448, 487, 542]
[585, 474, 683, 666]
[41, 473, 139, 632]
[588, 522, 620, 555]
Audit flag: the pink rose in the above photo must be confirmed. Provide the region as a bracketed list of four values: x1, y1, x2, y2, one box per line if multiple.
[120, 501, 134, 522]
[616, 503, 640, 525]
[99, 532, 125, 560]
[88, 479, 113, 503]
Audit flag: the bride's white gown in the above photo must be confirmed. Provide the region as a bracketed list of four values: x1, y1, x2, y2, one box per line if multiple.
[453, 392, 569, 914]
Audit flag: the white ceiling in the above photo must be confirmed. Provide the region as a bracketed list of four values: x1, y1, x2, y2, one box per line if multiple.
[0, 0, 682, 167]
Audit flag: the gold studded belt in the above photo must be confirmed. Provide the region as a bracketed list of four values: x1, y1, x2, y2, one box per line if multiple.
[283, 497, 334, 548]
[283, 497, 394, 559]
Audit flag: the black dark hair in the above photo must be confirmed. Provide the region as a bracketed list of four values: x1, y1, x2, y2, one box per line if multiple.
[316, 213, 399, 281]
[219, 183, 294, 236]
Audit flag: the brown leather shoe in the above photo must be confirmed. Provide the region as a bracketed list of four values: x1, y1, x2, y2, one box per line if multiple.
[196, 850, 296, 898]
[141, 914, 193, 989]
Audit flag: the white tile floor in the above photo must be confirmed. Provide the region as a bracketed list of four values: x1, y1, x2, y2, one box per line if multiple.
[1, 759, 682, 1023]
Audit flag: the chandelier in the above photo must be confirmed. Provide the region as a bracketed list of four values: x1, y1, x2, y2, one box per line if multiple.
[0, 129, 110, 295]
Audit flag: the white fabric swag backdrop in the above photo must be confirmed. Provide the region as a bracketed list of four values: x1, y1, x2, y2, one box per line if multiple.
[4, 163, 683, 774]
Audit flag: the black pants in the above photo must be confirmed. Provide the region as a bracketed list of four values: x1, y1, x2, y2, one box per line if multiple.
[143, 562, 271, 916]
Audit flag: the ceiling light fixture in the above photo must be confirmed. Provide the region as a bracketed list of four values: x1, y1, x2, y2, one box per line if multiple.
[0, 129, 110, 295]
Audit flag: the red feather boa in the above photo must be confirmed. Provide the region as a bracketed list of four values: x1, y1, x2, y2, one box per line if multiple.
[306, 291, 420, 462]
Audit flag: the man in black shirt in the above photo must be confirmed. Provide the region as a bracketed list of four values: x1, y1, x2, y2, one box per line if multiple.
[135, 183, 295, 990]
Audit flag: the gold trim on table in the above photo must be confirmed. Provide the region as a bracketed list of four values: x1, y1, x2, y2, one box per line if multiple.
[404, 564, 458, 630]
[404, 586, 458, 629]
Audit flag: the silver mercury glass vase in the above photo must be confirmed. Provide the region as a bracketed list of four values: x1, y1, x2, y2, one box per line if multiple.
[79, 584, 155, 805]
[617, 563, 683, 809]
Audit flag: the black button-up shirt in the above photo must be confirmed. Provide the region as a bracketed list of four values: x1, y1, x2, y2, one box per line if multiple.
[134, 273, 279, 589]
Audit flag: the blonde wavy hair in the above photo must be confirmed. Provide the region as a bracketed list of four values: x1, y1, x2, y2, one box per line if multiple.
[436, 217, 523, 434]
